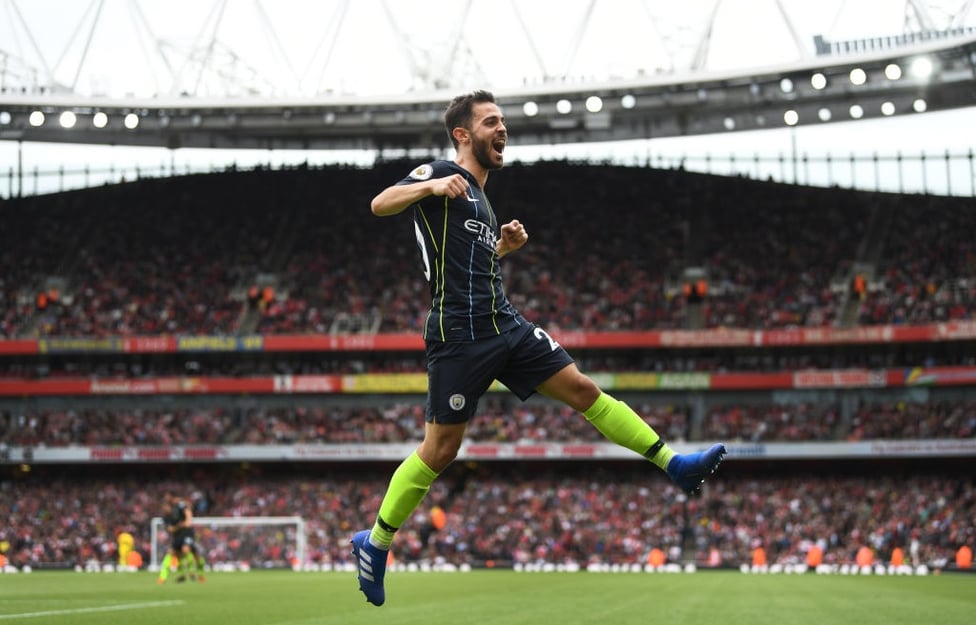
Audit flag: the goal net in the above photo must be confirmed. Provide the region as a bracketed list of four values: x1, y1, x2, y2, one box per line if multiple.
[149, 516, 307, 571]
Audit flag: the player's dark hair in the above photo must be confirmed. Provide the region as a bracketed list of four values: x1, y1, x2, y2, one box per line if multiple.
[444, 89, 495, 149]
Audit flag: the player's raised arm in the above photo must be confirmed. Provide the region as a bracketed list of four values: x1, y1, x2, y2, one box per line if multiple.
[370, 173, 469, 217]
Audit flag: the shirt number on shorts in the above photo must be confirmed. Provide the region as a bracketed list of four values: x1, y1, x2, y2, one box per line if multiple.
[533, 327, 560, 351]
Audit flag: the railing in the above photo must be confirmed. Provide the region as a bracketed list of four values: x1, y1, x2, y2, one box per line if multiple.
[813, 28, 976, 56]
[2, 146, 974, 198]
[655, 149, 976, 197]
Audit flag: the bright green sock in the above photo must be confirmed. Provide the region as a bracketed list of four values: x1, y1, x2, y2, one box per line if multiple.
[187, 552, 200, 575]
[583, 392, 676, 470]
[370, 450, 439, 549]
[159, 553, 173, 580]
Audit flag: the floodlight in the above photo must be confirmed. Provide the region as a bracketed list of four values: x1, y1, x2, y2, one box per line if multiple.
[910, 57, 933, 79]
[92, 111, 108, 128]
[59, 111, 77, 128]
[849, 68, 867, 85]
[556, 99, 572, 114]
[585, 96, 603, 113]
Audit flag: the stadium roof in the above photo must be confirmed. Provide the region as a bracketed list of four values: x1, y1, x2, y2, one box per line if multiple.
[1, 0, 974, 150]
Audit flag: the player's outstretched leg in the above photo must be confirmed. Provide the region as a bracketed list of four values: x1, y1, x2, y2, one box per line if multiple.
[195, 551, 206, 583]
[666, 444, 727, 495]
[157, 552, 173, 584]
[175, 553, 187, 583]
[180, 551, 196, 581]
[351, 530, 388, 607]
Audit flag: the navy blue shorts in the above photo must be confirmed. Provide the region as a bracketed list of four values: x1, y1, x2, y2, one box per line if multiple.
[425, 322, 575, 424]
[172, 528, 196, 550]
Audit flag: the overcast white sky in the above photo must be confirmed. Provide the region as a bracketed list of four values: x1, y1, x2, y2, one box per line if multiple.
[1, 0, 974, 195]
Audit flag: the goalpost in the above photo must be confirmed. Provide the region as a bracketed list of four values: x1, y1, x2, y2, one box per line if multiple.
[150, 516, 307, 571]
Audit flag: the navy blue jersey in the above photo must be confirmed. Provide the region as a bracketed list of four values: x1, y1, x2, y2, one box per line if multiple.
[397, 160, 523, 342]
[166, 500, 189, 527]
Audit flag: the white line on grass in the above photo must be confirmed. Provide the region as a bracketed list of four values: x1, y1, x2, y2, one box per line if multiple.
[0, 600, 185, 620]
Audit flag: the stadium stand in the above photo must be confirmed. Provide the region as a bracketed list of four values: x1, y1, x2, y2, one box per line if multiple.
[1, 462, 972, 571]
[1, 164, 974, 573]
[3, 398, 974, 446]
[4, 163, 974, 338]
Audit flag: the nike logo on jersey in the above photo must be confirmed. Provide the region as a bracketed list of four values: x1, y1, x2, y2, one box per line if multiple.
[465, 193, 479, 204]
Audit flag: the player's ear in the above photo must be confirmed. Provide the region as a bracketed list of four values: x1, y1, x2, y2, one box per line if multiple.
[452, 127, 468, 144]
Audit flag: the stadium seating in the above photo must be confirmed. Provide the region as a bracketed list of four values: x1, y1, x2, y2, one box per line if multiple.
[3, 164, 974, 337]
[1, 164, 974, 574]
[2, 466, 972, 571]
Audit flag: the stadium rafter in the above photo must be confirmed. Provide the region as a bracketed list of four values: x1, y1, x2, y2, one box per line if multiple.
[0, 0, 974, 150]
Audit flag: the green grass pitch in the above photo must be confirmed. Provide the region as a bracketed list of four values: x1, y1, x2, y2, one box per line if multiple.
[1, 570, 973, 625]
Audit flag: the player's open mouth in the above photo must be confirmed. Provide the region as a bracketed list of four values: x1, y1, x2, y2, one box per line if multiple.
[492, 139, 506, 155]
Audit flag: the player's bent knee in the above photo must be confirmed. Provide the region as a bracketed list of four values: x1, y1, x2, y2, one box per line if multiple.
[418, 440, 462, 472]
[424, 445, 460, 472]
[565, 373, 601, 411]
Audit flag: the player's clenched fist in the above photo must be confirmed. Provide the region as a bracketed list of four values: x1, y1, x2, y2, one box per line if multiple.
[498, 219, 528, 256]
[431, 174, 469, 198]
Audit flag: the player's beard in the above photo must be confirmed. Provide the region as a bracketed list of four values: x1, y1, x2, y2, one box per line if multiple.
[473, 135, 504, 171]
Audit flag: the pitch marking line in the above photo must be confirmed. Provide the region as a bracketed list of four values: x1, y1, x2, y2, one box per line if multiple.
[0, 599, 185, 620]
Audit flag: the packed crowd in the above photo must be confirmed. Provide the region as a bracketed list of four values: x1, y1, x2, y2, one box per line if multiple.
[856, 193, 976, 325]
[700, 402, 840, 442]
[0, 400, 682, 446]
[2, 174, 284, 337]
[846, 399, 976, 440]
[687, 471, 974, 568]
[3, 398, 973, 447]
[1, 466, 971, 571]
[254, 162, 689, 334]
[2, 163, 974, 338]
[697, 184, 870, 329]
[3, 167, 973, 579]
